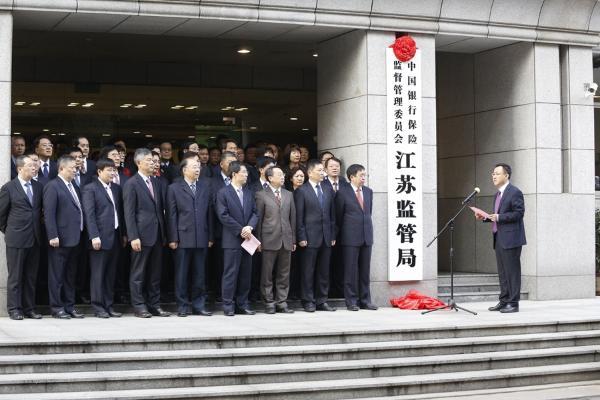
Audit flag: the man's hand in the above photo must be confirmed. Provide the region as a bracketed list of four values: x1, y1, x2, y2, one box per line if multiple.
[331, 240, 336, 246]
[168, 242, 178, 250]
[489, 214, 499, 222]
[257, 244, 262, 252]
[131, 238, 142, 252]
[475, 214, 485, 221]
[208, 241, 214, 248]
[241, 226, 253, 239]
[49, 238, 59, 248]
[298, 240, 307, 247]
[292, 244, 297, 252]
[92, 238, 101, 251]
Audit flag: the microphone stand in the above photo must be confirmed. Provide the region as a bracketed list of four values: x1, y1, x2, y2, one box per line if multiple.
[422, 197, 477, 315]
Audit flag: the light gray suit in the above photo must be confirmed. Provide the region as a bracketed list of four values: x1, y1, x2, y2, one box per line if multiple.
[255, 186, 296, 308]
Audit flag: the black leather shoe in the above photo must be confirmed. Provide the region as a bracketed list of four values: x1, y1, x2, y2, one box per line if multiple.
[265, 305, 276, 314]
[177, 311, 188, 317]
[192, 309, 213, 316]
[347, 305, 359, 311]
[488, 302, 506, 312]
[68, 309, 85, 318]
[134, 311, 152, 318]
[276, 307, 294, 314]
[52, 310, 71, 319]
[24, 310, 42, 319]
[9, 312, 23, 320]
[95, 312, 110, 319]
[304, 304, 316, 313]
[360, 303, 378, 310]
[149, 307, 171, 317]
[236, 308, 256, 315]
[107, 309, 122, 318]
[500, 304, 519, 313]
[316, 303, 336, 312]
[224, 310, 235, 316]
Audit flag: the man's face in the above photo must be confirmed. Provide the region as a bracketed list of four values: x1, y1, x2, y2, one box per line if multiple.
[160, 143, 172, 160]
[11, 137, 25, 157]
[69, 152, 83, 171]
[107, 150, 120, 167]
[260, 162, 276, 178]
[220, 155, 237, 175]
[209, 149, 221, 164]
[183, 159, 200, 181]
[18, 157, 36, 181]
[321, 153, 333, 165]
[300, 147, 309, 163]
[152, 155, 161, 175]
[326, 160, 340, 178]
[98, 166, 116, 184]
[308, 163, 325, 182]
[225, 142, 237, 154]
[36, 138, 53, 158]
[232, 165, 248, 186]
[268, 168, 285, 188]
[27, 154, 40, 174]
[59, 160, 77, 181]
[245, 147, 257, 165]
[290, 150, 301, 163]
[350, 169, 366, 187]
[236, 148, 245, 162]
[198, 148, 209, 164]
[492, 166, 509, 187]
[78, 137, 90, 157]
[137, 154, 155, 176]
[187, 143, 199, 153]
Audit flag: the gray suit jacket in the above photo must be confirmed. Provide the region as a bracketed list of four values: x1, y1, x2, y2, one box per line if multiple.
[255, 187, 296, 251]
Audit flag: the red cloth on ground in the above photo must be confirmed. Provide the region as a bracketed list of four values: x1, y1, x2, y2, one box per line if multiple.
[390, 290, 447, 310]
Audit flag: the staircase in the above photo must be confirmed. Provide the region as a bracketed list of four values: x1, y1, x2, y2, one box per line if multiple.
[438, 272, 529, 303]
[1, 318, 600, 398]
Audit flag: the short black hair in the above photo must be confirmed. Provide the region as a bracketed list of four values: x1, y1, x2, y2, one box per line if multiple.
[346, 164, 365, 180]
[265, 166, 283, 182]
[256, 156, 276, 170]
[33, 135, 52, 149]
[181, 141, 196, 151]
[96, 158, 116, 171]
[319, 151, 334, 160]
[221, 151, 237, 161]
[228, 160, 245, 178]
[306, 159, 322, 173]
[63, 146, 83, 157]
[325, 157, 341, 169]
[221, 138, 238, 150]
[198, 144, 208, 151]
[72, 136, 88, 146]
[495, 163, 512, 179]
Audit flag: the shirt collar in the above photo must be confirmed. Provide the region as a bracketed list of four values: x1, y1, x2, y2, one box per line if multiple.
[138, 171, 150, 181]
[184, 178, 196, 186]
[221, 171, 229, 181]
[309, 179, 320, 188]
[58, 175, 72, 187]
[499, 181, 510, 195]
[351, 183, 361, 193]
[17, 176, 29, 186]
[231, 183, 242, 191]
[269, 184, 280, 193]
[98, 176, 111, 189]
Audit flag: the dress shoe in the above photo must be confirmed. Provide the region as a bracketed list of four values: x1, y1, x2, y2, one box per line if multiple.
[68, 309, 85, 318]
[499, 304, 519, 313]
[316, 303, 336, 312]
[276, 307, 294, 314]
[52, 310, 71, 319]
[177, 311, 188, 317]
[24, 310, 42, 319]
[134, 311, 152, 318]
[9, 311, 24, 320]
[360, 303, 378, 310]
[304, 304, 316, 313]
[148, 307, 171, 317]
[224, 310, 235, 316]
[79, 295, 91, 305]
[265, 305, 276, 314]
[107, 309, 122, 318]
[347, 305, 359, 311]
[192, 309, 213, 316]
[95, 312, 110, 319]
[488, 302, 506, 312]
[236, 308, 256, 315]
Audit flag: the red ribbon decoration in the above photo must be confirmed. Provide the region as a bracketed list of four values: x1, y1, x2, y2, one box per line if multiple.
[390, 289, 447, 310]
[390, 35, 417, 62]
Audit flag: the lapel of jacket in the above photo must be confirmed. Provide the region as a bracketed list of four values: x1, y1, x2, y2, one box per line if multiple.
[95, 178, 113, 205]
[499, 183, 512, 212]
[180, 179, 195, 200]
[58, 178, 81, 209]
[13, 179, 32, 208]
[135, 174, 155, 203]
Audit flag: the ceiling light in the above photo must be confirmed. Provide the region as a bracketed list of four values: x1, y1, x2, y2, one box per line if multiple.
[235, 107, 248, 111]
[30, 102, 40, 106]
[187, 135, 195, 139]
[302, 128, 309, 131]
[102, 134, 111, 137]
[82, 103, 94, 108]
[185, 106, 198, 110]
[313, 53, 318, 58]
[249, 126, 257, 130]
[120, 104, 132, 108]
[42, 129, 49, 132]
[67, 103, 79, 107]
[209, 136, 216, 139]
[134, 104, 147, 109]
[237, 48, 251, 54]
[171, 105, 184, 110]
[51, 133, 56, 136]
[290, 117, 298, 121]
[14, 101, 25, 106]
[13, 132, 21, 135]
[58, 133, 66, 136]
[144, 134, 152, 138]
[133, 131, 141, 134]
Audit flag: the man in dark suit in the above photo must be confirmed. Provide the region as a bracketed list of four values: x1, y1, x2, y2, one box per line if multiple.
[197, 144, 213, 179]
[81, 159, 126, 318]
[159, 141, 180, 183]
[167, 158, 214, 317]
[322, 157, 347, 194]
[294, 159, 337, 312]
[123, 148, 170, 318]
[248, 156, 276, 193]
[255, 166, 296, 314]
[43, 155, 85, 319]
[216, 161, 259, 316]
[335, 164, 378, 311]
[75, 136, 96, 181]
[0, 155, 43, 320]
[478, 163, 526, 314]
[34, 135, 58, 186]
[10, 136, 26, 180]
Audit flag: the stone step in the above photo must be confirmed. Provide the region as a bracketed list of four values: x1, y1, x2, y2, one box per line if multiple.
[3, 329, 600, 374]
[1, 362, 600, 399]
[437, 274, 499, 285]
[1, 346, 599, 394]
[438, 283, 501, 293]
[0, 318, 595, 356]
[438, 291, 529, 303]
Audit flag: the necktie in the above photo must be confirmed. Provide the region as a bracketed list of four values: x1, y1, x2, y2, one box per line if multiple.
[81, 161, 86, 175]
[190, 183, 196, 195]
[236, 188, 244, 207]
[333, 181, 338, 192]
[316, 184, 324, 208]
[225, 177, 231, 186]
[42, 162, 48, 178]
[274, 189, 281, 206]
[492, 191, 501, 233]
[67, 183, 84, 231]
[25, 182, 33, 205]
[113, 173, 120, 185]
[263, 182, 268, 190]
[146, 178, 155, 199]
[75, 172, 80, 187]
[105, 184, 119, 229]
[356, 188, 364, 210]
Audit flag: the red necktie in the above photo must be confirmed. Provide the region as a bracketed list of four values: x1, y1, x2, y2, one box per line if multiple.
[356, 188, 364, 210]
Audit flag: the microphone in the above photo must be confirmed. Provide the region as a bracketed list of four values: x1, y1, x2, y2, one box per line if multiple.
[461, 187, 480, 204]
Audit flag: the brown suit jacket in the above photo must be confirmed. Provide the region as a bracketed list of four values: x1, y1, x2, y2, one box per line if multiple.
[255, 186, 296, 251]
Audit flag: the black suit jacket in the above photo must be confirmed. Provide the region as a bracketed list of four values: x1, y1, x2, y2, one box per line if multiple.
[335, 184, 373, 246]
[10, 159, 16, 180]
[160, 161, 180, 184]
[166, 179, 214, 248]
[82, 178, 125, 250]
[294, 181, 336, 248]
[209, 173, 229, 240]
[123, 173, 166, 247]
[321, 176, 348, 194]
[0, 178, 42, 248]
[216, 185, 259, 249]
[493, 183, 527, 250]
[36, 159, 58, 186]
[43, 177, 83, 247]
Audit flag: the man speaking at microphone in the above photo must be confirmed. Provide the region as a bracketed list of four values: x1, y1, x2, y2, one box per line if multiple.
[476, 163, 526, 313]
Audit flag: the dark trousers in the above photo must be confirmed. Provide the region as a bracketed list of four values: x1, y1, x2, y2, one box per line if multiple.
[35, 226, 49, 305]
[129, 241, 163, 312]
[494, 241, 522, 305]
[221, 248, 252, 312]
[75, 230, 90, 300]
[261, 247, 291, 307]
[174, 247, 208, 313]
[250, 251, 262, 301]
[343, 245, 372, 307]
[48, 245, 80, 314]
[300, 244, 331, 306]
[329, 243, 344, 298]
[89, 230, 120, 314]
[207, 243, 224, 299]
[6, 244, 40, 314]
[114, 246, 130, 303]
[288, 250, 301, 300]
[161, 247, 175, 301]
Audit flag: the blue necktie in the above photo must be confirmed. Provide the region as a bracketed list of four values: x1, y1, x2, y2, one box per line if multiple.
[190, 183, 196, 195]
[25, 182, 33, 205]
[42, 162, 48, 178]
[237, 188, 244, 207]
[316, 184, 324, 209]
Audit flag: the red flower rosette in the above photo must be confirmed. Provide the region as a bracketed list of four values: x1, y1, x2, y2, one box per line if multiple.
[390, 289, 446, 310]
[390, 35, 417, 62]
